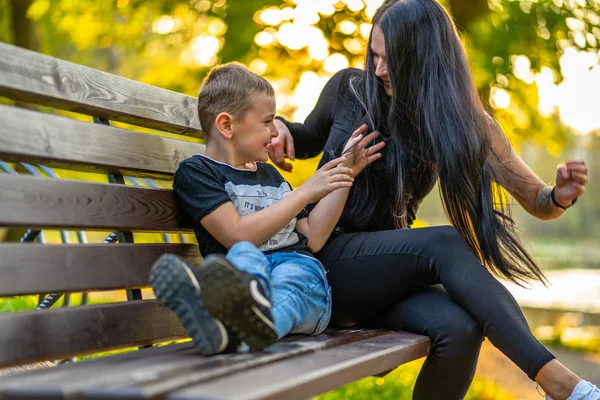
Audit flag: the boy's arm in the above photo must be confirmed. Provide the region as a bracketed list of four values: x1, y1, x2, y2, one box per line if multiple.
[201, 191, 310, 249]
[297, 125, 386, 252]
[296, 187, 350, 253]
[201, 158, 353, 249]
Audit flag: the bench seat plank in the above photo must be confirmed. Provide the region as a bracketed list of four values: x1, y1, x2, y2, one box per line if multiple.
[0, 42, 202, 136]
[0, 343, 194, 389]
[0, 300, 186, 367]
[169, 332, 430, 400]
[0, 329, 426, 400]
[0, 175, 191, 231]
[0, 105, 205, 179]
[82, 329, 392, 399]
[0, 243, 201, 296]
[0, 331, 371, 395]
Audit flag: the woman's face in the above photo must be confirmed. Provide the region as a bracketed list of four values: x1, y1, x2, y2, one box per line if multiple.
[371, 25, 392, 96]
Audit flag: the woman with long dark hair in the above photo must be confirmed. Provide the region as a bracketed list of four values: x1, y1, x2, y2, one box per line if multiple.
[270, 1, 595, 399]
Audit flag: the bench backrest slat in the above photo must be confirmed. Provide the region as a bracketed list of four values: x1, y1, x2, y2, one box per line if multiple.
[0, 300, 186, 367]
[0, 244, 201, 296]
[0, 42, 202, 136]
[0, 175, 191, 231]
[0, 45, 210, 367]
[0, 105, 204, 179]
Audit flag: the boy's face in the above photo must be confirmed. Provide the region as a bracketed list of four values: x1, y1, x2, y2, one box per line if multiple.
[232, 93, 278, 163]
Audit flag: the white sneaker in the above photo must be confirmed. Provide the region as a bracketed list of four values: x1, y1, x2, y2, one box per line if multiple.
[567, 381, 600, 400]
[546, 381, 600, 400]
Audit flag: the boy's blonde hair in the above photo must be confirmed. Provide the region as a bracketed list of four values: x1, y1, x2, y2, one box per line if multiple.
[197, 62, 274, 139]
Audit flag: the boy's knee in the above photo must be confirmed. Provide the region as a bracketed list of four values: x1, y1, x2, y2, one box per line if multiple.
[283, 265, 327, 289]
[229, 241, 260, 254]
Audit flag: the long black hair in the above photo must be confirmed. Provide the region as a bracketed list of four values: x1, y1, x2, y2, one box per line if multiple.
[353, 0, 546, 285]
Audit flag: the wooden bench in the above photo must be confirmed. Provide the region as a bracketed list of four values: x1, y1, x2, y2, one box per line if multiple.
[0, 42, 430, 399]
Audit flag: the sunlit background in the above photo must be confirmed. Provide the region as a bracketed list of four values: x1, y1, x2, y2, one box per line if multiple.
[1, 0, 599, 398]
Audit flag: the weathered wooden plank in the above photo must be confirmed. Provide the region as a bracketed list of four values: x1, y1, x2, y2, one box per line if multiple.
[0, 343, 194, 390]
[83, 329, 392, 399]
[0, 42, 202, 136]
[0, 329, 401, 399]
[0, 243, 201, 296]
[0, 331, 364, 391]
[0, 300, 186, 368]
[0, 175, 191, 231]
[0, 105, 204, 179]
[169, 332, 430, 400]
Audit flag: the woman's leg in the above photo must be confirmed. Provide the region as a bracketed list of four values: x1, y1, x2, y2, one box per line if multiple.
[318, 226, 554, 381]
[375, 285, 483, 400]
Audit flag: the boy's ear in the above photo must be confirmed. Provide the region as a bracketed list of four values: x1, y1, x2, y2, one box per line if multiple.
[214, 112, 234, 140]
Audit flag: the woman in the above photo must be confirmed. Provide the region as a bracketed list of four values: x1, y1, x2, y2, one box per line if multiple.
[269, 1, 595, 399]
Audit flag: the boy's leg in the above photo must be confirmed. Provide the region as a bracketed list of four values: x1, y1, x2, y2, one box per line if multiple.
[225, 241, 272, 299]
[198, 242, 277, 350]
[150, 254, 236, 356]
[269, 252, 332, 338]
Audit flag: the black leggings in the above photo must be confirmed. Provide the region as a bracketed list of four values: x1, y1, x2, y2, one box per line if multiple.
[318, 226, 555, 400]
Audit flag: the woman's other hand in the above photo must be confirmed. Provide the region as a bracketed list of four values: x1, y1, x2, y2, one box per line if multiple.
[268, 119, 296, 172]
[554, 160, 588, 207]
[341, 124, 386, 177]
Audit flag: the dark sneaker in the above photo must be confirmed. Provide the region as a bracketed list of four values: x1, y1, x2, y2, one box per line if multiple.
[150, 254, 239, 355]
[197, 254, 278, 351]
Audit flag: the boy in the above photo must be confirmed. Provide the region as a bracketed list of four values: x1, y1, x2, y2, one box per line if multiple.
[150, 63, 384, 355]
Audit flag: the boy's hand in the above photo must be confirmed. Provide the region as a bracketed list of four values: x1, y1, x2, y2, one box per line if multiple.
[341, 124, 386, 177]
[297, 157, 354, 203]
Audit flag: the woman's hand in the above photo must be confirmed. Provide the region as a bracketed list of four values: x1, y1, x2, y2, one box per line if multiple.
[296, 157, 355, 204]
[341, 124, 386, 177]
[554, 160, 588, 207]
[268, 119, 296, 172]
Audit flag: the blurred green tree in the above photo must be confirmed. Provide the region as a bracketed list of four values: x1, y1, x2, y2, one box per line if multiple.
[0, 0, 598, 233]
[2, 0, 598, 147]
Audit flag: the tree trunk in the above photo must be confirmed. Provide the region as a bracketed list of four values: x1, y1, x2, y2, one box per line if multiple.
[5, 0, 39, 244]
[448, 0, 492, 99]
[448, 0, 490, 34]
[221, 0, 281, 63]
[9, 0, 39, 111]
[10, 0, 39, 51]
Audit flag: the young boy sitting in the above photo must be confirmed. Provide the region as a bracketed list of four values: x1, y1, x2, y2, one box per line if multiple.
[150, 63, 385, 355]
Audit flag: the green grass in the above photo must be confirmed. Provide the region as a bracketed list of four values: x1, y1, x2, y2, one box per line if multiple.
[539, 327, 600, 354]
[528, 238, 600, 270]
[0, 293, 110, 312]
[0, 295, 39, 312]
[314, 359, 515, 400]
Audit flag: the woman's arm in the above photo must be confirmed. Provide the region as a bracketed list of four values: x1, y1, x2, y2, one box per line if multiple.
[488, 123, 588, 220]
[296, 126, 385, 252]
[269, 69, 356, 170]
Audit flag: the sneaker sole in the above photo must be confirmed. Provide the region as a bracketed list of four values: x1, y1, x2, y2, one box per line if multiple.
[198, 255, 278, 351]
[149, 254, 228, 355]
